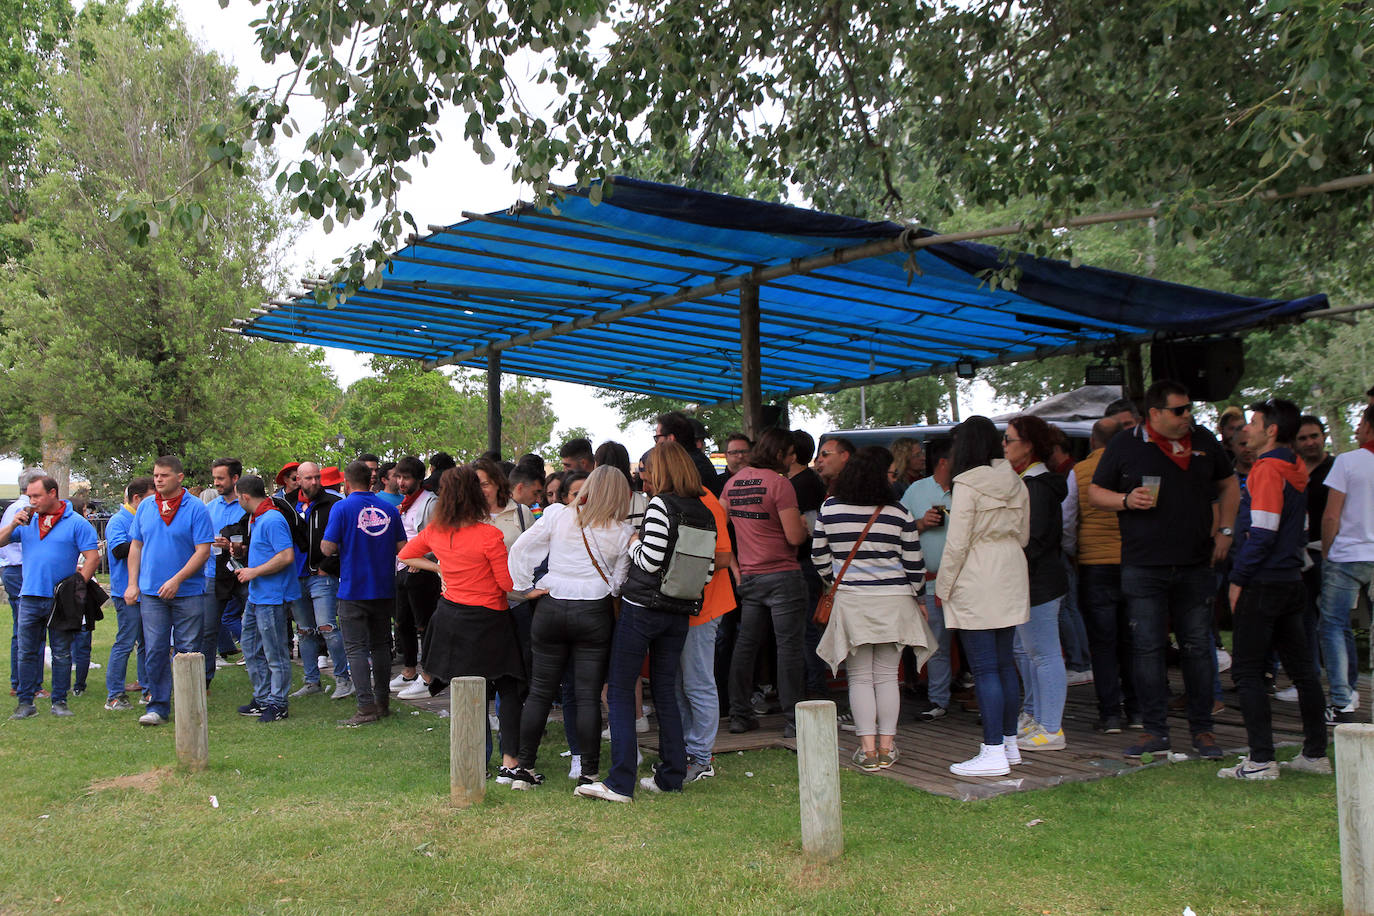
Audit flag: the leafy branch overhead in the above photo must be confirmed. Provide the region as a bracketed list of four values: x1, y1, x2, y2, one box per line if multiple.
[114, 0, 1374, 303]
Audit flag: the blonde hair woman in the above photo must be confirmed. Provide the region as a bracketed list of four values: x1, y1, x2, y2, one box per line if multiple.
[506, 466, 632, 789]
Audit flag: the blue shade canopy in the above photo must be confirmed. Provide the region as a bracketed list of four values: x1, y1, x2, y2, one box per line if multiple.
[235, 177, 1326, 404]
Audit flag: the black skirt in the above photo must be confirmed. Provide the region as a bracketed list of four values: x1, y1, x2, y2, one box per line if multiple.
[420, 598, 526, 683]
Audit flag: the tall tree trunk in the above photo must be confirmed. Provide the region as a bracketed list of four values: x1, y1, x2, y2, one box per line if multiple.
[38, 414, 73, 496]
[945, 374, 960, 422]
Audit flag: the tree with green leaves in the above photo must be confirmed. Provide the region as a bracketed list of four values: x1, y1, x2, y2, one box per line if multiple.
[0, 2, 342, 491]
[127, 0, 1371, 310]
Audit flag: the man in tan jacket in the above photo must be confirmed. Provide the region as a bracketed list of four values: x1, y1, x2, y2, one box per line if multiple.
[1072, 418, 1137, 734]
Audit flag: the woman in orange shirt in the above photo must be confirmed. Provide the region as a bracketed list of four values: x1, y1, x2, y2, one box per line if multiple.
[398, 467, 523, 776]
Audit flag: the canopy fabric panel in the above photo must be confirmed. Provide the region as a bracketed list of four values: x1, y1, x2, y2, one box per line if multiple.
[237, 177, 1326, 403]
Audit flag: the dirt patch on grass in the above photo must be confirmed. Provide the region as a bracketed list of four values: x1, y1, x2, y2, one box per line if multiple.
[88, 767, 172, 794]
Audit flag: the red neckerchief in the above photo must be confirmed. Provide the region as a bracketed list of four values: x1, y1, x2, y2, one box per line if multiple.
[155, 488, 185, 526]
[252, 498, 278, 522]
[37, 503, 63, 539]
[1052, 454, 1074, 475]
[1145, 422, 1192, 471]
[399, 488, 423, 516]
[1011, 459, 1031, 475]
[1362, 440, 1374, 457]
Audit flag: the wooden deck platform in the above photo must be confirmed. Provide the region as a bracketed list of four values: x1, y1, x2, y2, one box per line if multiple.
[379, 663, 1356, 801]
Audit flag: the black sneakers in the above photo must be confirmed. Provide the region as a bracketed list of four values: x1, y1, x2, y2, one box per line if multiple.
[238, 700, 263, 717]
[508, 768, 545, 790]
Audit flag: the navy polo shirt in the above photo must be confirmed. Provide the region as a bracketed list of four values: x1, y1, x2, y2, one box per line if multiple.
[322, 492, 405, 601]
[130, 490, 214, 598]
[1091, 423, 1233, 567]
[13, 502, 98, 598]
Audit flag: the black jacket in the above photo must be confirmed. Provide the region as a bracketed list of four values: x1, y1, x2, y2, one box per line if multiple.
[689, 448, 723, 497]
[1022, 466, 1069, 605]
[50, 573, 107, 632]
[297, 489, 342, 577]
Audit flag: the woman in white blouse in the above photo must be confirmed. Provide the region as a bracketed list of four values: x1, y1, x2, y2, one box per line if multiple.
[506, 466, 632, 789]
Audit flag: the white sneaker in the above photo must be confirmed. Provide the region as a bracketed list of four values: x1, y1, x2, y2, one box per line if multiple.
[397, 679, 431, 700]
[1065, 669, 1094, 686]
[574, 781, 633, 803]
[138, 711, 168, 727]
[950, 743, 1010, 777]
[317, 655, 331, 670]
[1217, 756, 1278, 780]
[1003, 735, 1022, 766]
[330, 677, 355, 700]
[1016, 711, 1037, 738]
[1216, 648, 1232, 672]
[635, 716, 649, 734]
[568, 755, 582, 780]
[639, 776, 664, 794]
[1274, 686, 1300, 702]
[1281, 753, 1334, 775]
[389, 673, 416, 692]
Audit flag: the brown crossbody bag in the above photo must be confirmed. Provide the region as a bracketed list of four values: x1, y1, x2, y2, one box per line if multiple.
[814, 507, 883, 625]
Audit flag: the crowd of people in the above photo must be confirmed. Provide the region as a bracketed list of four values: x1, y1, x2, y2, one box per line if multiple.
[2, 384, 1371, 791]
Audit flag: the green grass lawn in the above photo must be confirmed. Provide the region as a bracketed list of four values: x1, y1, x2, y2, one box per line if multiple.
[0, 625, 1343, 915]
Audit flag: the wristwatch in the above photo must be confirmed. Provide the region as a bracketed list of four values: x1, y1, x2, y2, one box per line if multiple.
[1219, 526, 1234, 536]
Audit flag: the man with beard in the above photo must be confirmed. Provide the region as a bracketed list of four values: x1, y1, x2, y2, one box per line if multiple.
[201, 458, 248, 688]
[124, 456, 215, 726]
[290, 462, 350, 699]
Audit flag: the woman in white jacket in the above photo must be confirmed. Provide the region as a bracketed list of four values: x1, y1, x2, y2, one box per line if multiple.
[935, 416, 1031, 777]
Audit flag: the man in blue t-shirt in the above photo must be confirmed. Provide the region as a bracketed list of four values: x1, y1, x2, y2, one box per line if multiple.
[103, 476, 154, 711]
[322, 460, 406, 725]
[125, 456, 214, 726]
[0, 474, 100, 719]
[232, 475, 301, 723]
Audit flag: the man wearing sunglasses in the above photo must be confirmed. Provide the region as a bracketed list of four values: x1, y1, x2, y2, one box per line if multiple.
[1088, 380, 1239, 761]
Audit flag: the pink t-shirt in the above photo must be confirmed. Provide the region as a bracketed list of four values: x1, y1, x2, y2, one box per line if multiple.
[722, 466, 800, 576]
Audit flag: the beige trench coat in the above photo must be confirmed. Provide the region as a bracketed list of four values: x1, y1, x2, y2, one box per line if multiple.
[934, 459, 1031, 630]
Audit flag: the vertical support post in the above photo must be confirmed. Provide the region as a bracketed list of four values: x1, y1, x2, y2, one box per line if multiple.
[487, 352, 502, 459]
[795, 699, 843, 862]
[449, 676, 487, 808]
[171, 652, 208, 772]
[1124, 342, 1145, 403]
[740, 282, 762, 439]
[1337, 724, 1374, 915]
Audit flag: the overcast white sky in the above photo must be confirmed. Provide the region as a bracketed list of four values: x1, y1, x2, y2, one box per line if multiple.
[3, 1, 1003, 486]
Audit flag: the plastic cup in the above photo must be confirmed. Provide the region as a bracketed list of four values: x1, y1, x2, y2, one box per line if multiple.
[1142, 476, 1161, 507]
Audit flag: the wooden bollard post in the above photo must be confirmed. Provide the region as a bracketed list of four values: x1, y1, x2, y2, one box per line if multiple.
[171, 652, 208, 772]
[796, 699, 843, 861]
[449, 676, 487, 808]
[1337, 724, 1374, 915]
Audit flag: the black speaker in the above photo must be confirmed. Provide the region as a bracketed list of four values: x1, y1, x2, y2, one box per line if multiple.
[1150, 337, 1244, 402]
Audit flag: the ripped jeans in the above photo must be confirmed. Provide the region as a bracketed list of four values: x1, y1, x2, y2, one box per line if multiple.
[292, 573, 348, 684]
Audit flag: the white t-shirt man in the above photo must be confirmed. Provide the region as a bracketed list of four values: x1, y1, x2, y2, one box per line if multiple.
[1326, 447, 1374, 563]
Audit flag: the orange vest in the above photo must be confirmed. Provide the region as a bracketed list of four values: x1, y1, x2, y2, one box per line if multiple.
[1076, 448, 1122, 566]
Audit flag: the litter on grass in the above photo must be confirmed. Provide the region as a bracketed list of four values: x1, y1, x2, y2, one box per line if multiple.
[210, 796, 219, 808]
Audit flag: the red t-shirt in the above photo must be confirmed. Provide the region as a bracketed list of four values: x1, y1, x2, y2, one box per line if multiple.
[721, 466, 800, 576]
[398, 522, 513, 610]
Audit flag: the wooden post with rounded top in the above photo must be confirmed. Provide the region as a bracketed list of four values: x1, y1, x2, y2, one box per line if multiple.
[1337, 723, 1374, 915]
[796, 699, 843, 861]
[171, 652, 208, 772]
[449, 676, 487, 808]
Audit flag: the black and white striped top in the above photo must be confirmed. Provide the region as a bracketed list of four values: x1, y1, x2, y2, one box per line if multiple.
[629, 496, 717, 578]
[811, 499, 925, 595]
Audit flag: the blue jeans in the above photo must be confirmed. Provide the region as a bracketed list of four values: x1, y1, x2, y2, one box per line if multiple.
[676, 615, 721, 763]
[606, 598, 689, 797]
[728, 569, 808, 723]
[139, 594, 203, 718]
[1318, 559, 1373, 708]
[959, 627, 1019, 745]
[1121, 564, 1215, 739]
[1078, 564, 1136, 721]
[242, 602, 292, 708]
[17, 596, 74, 705]
[292, 574, 347, 683]
[920, 593, 951, 709]
[105, 597, 147, 700]
[1058, 559, 1091, 671]
[220, 591, 244, 649]
[1015, 596, 1067, 732]
[4, 565, 23, 691]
